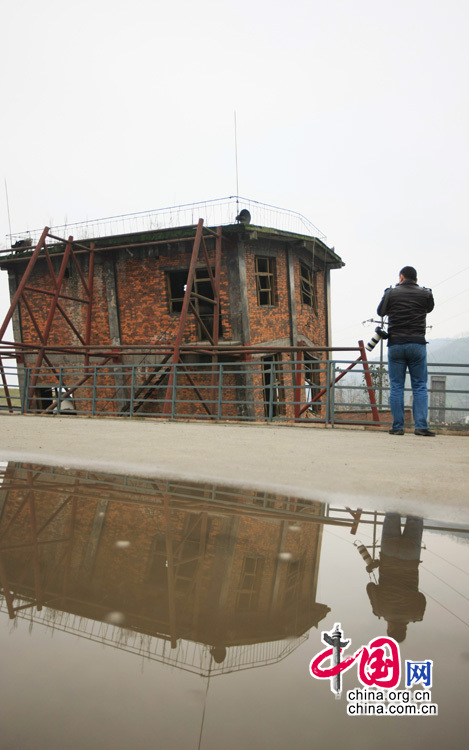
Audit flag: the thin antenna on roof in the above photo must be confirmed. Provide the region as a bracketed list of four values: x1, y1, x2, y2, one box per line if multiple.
[234, 111, 239, 211]
[4, 179, 12, 238]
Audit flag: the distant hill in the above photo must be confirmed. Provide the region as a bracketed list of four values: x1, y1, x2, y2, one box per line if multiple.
[369, 337, 469, 365]
[427, 337, 469, 365]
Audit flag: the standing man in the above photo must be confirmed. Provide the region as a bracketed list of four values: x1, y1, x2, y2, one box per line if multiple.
[377, 266, 434, 436]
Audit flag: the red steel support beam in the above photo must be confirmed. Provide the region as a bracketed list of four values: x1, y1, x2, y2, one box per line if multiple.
[163, 219, 206, 415]
[0, 228, 98, 414]
[41, 355, 114, 413]
[358, 339, 380, 424]
[297, 340, 380, 423]
[27, 237, 73, 406]
[0, 226, 50, 342]
[23, 287, 88, 304]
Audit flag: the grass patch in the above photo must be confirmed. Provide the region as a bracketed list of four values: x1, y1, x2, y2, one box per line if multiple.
[0, 387, 21, 409]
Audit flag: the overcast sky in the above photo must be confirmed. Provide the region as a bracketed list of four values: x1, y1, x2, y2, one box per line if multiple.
[1, 0, 468, 349]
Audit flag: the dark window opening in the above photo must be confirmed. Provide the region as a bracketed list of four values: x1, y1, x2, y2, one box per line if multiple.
[167, 270, 188, 314]
[262, 354, 285, 418]
[304, 354, 321, 415]
[167, 268, 222, 340]
[31, 386, 76, 415]
[236, 556, 264, 612]
[255, 257, 276, 306]
[300, 264, 317, 310]
[32, 386, 53, 413]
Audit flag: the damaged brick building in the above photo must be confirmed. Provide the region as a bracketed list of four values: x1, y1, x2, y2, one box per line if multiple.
[0, 198, 345, 419]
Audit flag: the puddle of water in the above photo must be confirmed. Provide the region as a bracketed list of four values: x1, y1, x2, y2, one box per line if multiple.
[0, 462, 468, 749]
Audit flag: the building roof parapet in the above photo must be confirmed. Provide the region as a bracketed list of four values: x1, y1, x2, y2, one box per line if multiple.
[3, 196, 328, 250]
[0, 221, 344, 270]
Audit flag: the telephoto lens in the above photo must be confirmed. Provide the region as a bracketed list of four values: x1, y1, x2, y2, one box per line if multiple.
[365, 327, 383, 352]
[365, 326, 388, 351]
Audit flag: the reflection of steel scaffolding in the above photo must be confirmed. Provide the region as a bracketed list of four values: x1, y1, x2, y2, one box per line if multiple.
[0, 463, 357, 527]
[0, 462, 326, 676]
[3, 464, 467, 674]
[0, 465, 78, 619]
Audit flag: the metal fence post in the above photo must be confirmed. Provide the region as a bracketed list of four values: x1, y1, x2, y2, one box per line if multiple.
[325, 360, 332, 426]
[22, 367, 30, 414]
[57, 367, 63, 414]
[92, 367, 98, 417]
[217, 362, 223, 421]
[268, 362, 274, 422]
[294, 353, 303, 420]
[129, 366, 135, 418]
[171, 365, 178, 419]
[330, 362, 336, 428]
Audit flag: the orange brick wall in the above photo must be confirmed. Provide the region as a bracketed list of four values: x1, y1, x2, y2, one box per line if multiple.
[243, 243, 328, 346]
[294, 265, 328, 346]
[244, 245, 290, 344]
[12, 239, 329, 354]
[114, 244, 233, 345]
[17, 256, 111, 348]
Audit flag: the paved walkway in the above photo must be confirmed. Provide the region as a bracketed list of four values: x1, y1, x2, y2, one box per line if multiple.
[1, 415, 468, 521]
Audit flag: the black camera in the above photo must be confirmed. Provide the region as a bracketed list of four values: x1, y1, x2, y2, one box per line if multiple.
[365, 326, 389, 352]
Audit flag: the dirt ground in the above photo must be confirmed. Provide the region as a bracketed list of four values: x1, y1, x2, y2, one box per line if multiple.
[1, 414, 468, 522]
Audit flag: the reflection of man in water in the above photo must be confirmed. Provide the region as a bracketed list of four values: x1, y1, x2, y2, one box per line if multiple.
[367, 514, 426, 642]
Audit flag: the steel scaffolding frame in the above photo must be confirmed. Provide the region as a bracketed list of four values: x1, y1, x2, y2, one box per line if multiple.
[0, 220, 378, 420]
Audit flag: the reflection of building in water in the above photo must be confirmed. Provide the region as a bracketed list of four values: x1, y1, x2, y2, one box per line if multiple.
[0, 463, 330, 675]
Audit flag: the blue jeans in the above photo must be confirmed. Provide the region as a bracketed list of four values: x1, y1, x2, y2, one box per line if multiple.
[387, 343, 429, 430]
[381, 513, 423, 560]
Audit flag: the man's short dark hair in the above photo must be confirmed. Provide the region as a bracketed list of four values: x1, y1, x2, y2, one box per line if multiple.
[400, 266, 417, 281]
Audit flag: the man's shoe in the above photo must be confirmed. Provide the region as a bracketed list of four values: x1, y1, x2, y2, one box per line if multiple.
[389, 428, 404, 435]
[414, 429, 436, 437]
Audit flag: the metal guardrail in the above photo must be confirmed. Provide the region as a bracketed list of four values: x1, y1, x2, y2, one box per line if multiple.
[3, 196, 327, 249]
[1, 358, 468, 428]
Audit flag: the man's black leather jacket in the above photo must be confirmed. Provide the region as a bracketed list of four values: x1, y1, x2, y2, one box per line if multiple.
[377, 280, 434, 342]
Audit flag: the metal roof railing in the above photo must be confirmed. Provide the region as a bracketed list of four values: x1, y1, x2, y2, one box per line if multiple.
[4, 196, 327, 249]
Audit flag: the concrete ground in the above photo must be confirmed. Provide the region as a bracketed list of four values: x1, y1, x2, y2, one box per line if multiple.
[1, 414, 468, 522]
